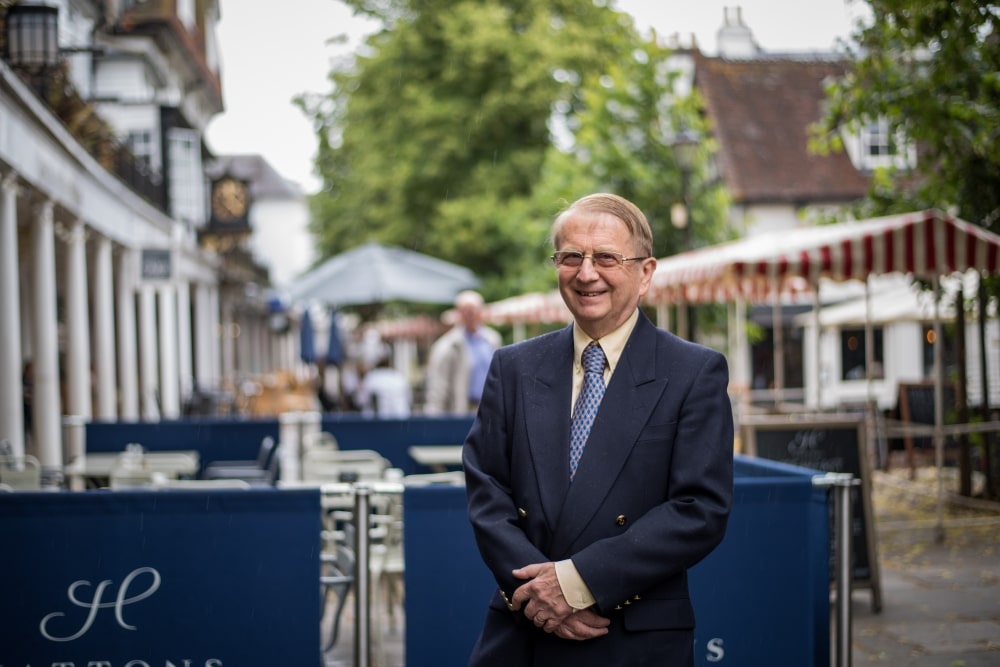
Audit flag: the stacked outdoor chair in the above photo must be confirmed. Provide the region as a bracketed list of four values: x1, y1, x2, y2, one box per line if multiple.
[202, 436, 280, 485]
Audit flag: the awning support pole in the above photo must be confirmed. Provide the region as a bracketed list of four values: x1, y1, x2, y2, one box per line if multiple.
[932, 276, 946, 543]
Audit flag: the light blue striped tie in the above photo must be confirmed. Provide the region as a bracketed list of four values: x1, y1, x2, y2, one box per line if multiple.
[570, 342, 606, 480]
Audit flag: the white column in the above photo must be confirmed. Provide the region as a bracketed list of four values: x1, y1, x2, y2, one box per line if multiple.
[138, 285, 160, 420]
[279, 412, 303, 482]
[92, 235, 117, 419]
[0, 173, 24, 454]
[64, 218, 93, 420]
[158, 283, 181, 418]
[32, 200, 63, 475]
[221, 302, 236, 389]
[193, 283, 212, 389]
[211, 285, 228, 386]
[176, 281, 193, 403]
[116, 249, 140, 420]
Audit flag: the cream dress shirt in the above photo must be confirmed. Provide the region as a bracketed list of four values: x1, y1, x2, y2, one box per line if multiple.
[554, 308, 640, 610]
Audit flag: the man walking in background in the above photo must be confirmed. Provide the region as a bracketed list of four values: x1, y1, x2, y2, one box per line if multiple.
[424, 291, 501, 415]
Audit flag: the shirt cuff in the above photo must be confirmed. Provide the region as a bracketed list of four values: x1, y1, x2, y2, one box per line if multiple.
[554, 559, 596, 610]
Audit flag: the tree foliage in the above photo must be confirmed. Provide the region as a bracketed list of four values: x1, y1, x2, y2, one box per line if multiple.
[555, 36, 731, 257]
[816, 0, 1000, 227]
[299, 0, 641, 298]
[816, 0, 1000, 499]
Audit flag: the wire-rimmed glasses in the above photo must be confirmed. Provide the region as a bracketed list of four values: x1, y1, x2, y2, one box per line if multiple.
[550, 250, 648, 269]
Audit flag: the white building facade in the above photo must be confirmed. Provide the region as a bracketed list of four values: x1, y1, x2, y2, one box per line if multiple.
[1, 1, 282, 482]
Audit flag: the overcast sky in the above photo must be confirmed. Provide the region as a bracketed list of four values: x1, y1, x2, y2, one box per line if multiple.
[205, 0, 869, 194]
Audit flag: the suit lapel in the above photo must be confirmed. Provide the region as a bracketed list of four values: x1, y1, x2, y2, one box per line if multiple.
[549, 315, 668, 555]
[523, 328, 574, 525]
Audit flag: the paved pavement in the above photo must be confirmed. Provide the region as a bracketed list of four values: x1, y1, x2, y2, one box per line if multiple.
[851, 467, 1000, 665]
[325, 466, 1000, 666]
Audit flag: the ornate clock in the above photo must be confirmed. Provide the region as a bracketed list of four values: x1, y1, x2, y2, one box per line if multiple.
[210, 176, 250, 225]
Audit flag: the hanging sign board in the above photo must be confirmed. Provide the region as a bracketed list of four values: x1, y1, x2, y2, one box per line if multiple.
[140, 248, 172, 281]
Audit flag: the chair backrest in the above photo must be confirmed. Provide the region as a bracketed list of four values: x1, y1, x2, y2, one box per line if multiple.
[0, 455, 41, 490]
[256, 436, 276, 469]
[263, 444, 282, 484]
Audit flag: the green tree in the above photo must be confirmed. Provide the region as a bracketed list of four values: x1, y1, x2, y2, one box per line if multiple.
[816, 0, 1000, 226]
[559, 36, 730, 256]
[815, 0, 1000, 498]
[298, 0, 640, 299]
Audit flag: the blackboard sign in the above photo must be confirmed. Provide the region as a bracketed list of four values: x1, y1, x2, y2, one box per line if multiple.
[897, 381, 958, 475]
[742, 414, 882, 612]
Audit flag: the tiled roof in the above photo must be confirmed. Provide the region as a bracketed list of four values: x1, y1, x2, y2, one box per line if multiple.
[695, 53, 870, 204]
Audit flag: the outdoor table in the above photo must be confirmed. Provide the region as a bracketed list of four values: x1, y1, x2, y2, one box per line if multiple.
[64, 450, 200, 489]
[407, 445, 463, 473]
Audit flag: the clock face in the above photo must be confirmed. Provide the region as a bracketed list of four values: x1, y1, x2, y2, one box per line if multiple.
[211, 178, 249, 223]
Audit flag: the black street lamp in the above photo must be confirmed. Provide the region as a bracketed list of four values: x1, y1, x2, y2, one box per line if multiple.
[4, 4, 60, 70]
[670, 127, 700, 341]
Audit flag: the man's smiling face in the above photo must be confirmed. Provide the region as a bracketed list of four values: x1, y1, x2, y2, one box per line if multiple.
[554, 211, 655, 340]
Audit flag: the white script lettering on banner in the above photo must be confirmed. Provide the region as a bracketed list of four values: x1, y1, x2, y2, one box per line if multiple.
[706, 637, 725, 662]
[693, 636, 725, 662]
[8, 661, 224, 666]
[39, 567, 161, 642]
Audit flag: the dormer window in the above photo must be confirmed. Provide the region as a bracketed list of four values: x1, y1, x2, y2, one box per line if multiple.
[863, 119, 895, 158]
[850, 117, 916, 172]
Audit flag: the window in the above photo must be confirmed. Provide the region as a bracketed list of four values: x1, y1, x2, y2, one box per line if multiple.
[863, 119, 895, 157]
[841, 328, 884, 380]
[750, 326, 804, 391]
[854, 117, 916, 171]
[125, 131, 154, 169]
[167, 128, 205, 225]
[921, 324, 959, 379]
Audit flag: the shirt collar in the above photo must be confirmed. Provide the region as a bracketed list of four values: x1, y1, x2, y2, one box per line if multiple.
[572, 309, 639, 374]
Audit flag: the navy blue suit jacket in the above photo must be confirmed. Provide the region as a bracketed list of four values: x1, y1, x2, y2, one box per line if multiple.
[464, 311, 734, 667]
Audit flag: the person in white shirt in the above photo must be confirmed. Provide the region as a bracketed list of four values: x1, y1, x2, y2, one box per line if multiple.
[357, 356, 412, 418]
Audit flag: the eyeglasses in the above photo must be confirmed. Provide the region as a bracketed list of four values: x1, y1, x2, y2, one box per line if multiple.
[550, 250, 648, 269]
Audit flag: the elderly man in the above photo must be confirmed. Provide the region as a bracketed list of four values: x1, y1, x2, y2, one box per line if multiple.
[463, 193, 734, 667]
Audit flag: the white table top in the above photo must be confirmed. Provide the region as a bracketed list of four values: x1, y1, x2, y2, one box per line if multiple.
[64, 450, 200, 477]
[407, 445, 464, 472]
[408, 445, 463, 464]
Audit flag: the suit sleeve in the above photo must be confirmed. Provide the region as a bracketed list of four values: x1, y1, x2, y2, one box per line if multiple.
[463, 349, 548, 597]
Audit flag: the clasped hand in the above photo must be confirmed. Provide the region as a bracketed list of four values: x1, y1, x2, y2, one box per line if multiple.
[510, 562, 610, 641]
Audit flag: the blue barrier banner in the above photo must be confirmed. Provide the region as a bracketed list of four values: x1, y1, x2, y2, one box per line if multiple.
[690, 458, 830, 666]
[0, 489, 322, 666]
[404, 483, 493, 667]
[403, 455, 830, 667]
[86, 415, 475, 475]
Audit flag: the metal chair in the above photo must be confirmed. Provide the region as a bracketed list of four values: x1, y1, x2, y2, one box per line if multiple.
[320, 526, 356, 651]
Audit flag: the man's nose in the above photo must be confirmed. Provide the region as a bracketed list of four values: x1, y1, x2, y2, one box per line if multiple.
[576, 255, 602, 278]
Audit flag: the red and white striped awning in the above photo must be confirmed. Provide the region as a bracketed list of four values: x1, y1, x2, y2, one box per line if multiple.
[647, 209, 1000, 305]
[369, 315, 448, 341]
[482, 291, 573, 326]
